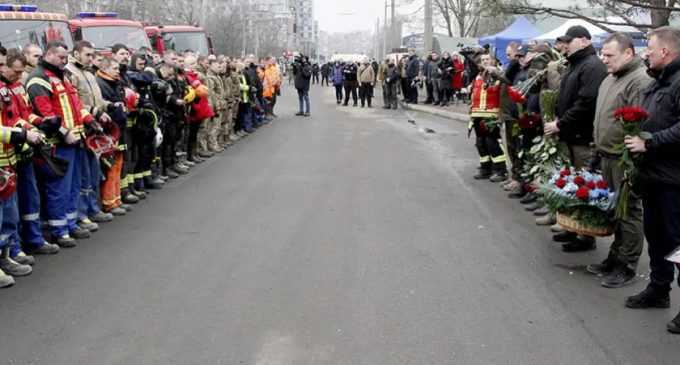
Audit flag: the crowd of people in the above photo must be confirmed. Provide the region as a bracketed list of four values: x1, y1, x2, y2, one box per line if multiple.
[0, 40, 283, 288]
[457, 26, 679, 334]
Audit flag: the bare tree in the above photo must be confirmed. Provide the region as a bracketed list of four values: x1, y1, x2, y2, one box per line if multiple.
[495, 0, 679, 32]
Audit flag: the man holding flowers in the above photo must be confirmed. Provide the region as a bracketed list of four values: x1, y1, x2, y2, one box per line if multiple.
[623, 26, 680, 334]
[589, 33, 651, 288]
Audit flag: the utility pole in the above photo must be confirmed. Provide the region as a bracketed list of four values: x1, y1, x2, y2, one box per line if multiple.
[390, 0, 395, 51]
[383, 0, 388, 59]
[424, 0, 433, 54]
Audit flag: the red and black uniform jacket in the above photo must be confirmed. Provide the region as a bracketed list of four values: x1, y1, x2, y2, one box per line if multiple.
[25, 60, 94, 144]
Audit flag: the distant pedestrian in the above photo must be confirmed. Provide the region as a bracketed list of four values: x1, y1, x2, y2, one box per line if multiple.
[358, 59, 375, 108]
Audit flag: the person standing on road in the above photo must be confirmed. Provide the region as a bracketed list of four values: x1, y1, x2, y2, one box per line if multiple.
[331, 61, 344, 104]
[311, 63, 320, 85]
[587, 33, 651, 289]
[383, 60, 399, 110]
[320, 62, 330, 86]
[377, 57, 389, 108]
[342, 61, 359, 107]
[544, 25, 607, 252]
[622, 26, 680, 335]
[438, 52, 454, 107]
[405, 49, 420, 103]
[293, 55, 312, 117]
[358, 59, 375, 108]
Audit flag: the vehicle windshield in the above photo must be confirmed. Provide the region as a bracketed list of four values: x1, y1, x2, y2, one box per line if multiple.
[0, 20, 73, 50]
[163, 32, 209, 55]
[82, 26, 151, 51]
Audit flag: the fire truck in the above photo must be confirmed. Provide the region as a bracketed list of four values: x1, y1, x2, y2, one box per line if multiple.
[0, 4, 73, 50]
[145, 25, 214, 56]
[69, 12, 151, 53]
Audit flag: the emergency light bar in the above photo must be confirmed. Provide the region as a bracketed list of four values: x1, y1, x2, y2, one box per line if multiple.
[77, 12, 118, 18]
[0, 4, 38, 12]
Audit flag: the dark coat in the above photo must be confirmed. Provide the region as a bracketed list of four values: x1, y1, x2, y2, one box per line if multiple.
[640, 57, 680, 186]
[294, 61, 312, 91]
[555, 45, 607, 145]
[406, 55, 419, 79]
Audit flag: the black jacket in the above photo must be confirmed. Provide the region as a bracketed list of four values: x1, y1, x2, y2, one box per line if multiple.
[556, 45, 607, 145]
[342, 63, 358, 83]
[640, 57, 680, 187]
[438, 57, 454, 83]
[406, 55, 419, 79]
[294, 61, 312, 91]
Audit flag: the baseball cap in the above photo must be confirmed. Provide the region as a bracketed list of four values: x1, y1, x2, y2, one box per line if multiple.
[557, 25, 592, 43]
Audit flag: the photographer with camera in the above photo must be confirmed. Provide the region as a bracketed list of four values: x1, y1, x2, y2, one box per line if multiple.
[293, 54, 312, 117]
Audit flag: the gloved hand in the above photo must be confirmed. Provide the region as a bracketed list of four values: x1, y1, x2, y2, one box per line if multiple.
[64, 129, 79, 145]
[154, 127, 163, 148]
[26, 130, 45, 145]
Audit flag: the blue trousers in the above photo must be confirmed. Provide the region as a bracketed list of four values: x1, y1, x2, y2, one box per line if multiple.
[297, 89, 310, 113]
[78, 149, 101, 220]
[17, 160, 44, 250]
[38, 145, 80, 237]
[0, 193, 20, 256]
[238, 103, 254, 132]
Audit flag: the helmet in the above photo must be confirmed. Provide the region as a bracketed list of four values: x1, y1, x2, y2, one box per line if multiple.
[124, 88, 139, 112]
[150, 79, 170, 100]
[183, 86, 196, 104]
[85, 134, 117, 159]
[0, 168, 17, 202]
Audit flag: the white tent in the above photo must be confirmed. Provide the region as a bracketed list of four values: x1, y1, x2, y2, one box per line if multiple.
[533, 18, 641, 43]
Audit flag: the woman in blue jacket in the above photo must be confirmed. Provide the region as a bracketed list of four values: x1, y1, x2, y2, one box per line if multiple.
[331, 61, 344, 104]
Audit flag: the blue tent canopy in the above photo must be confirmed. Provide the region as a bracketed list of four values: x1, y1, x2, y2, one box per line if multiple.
[479, 17, 541, 65]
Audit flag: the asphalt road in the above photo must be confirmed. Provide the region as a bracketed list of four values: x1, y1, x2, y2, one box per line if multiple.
[1, 85, 679, 365]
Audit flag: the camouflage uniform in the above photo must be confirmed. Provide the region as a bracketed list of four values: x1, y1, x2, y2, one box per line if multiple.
[229, 72, 241, 139]
[206, 69, 226, 152]
[220, 70, 234, 146]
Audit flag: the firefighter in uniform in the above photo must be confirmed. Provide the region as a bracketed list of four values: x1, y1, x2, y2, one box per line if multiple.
[2, 49, 60, 259]
[26, 41, 96, 247]
[66, 40, 115, 232]
[469, 53, 525, 182]
[0, 47, 54, 286]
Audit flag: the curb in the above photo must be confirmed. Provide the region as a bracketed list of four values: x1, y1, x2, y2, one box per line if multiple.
[399, 102, 469, 123]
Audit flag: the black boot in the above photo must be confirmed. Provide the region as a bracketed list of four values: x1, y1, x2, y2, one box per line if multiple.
[625, 286, 670, 309]
[668, 310, 680, 334]
[473, 169, 492, 180]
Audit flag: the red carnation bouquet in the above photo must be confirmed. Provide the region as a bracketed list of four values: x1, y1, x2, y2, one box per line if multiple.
[613, 106, 648, 220]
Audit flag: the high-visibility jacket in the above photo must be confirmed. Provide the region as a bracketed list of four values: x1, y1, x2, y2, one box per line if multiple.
[0, 81, 30, 167]
[263, 64, 281, 99]
[239, 75, 250, 104]
[26, 60, 94, 143]
[8, 81, 41, 129]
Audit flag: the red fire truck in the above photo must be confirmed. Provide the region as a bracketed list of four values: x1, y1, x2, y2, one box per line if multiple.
[0, 4, 73, 50]
[69, 12, 151, 52]
[145, 25, 214, 56]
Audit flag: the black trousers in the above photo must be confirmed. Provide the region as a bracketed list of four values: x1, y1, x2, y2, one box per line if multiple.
[425, 81, 434, 103]
[473, 119, 506, 173]
[343, 81, 358, 105]
[186, 122, 201, 160]
[643, 184, 680, 293]
[312, 74, 319, 84]
[335, 85, 343, 102]
[359, 82, 373, 106]
[161, 120, 177, 172]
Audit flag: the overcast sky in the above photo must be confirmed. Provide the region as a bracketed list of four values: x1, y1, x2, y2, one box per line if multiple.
[313, 0, 420, 34]
[313, 0, 583, 34]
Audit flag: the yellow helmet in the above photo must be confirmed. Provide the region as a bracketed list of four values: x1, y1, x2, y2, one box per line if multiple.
[183, 86, 196, 104]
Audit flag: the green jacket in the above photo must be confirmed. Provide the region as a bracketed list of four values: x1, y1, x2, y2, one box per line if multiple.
[594, 57, 652, 155]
